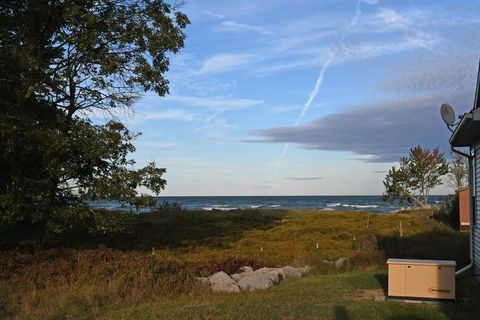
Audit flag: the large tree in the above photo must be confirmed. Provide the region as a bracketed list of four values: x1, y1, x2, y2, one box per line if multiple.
[383, 146, 448, 208]
[0, 0, 189, 228]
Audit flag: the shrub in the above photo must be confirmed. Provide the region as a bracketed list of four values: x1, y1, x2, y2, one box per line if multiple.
[156, 201, 183, 211]
[433, 194, 459, 230]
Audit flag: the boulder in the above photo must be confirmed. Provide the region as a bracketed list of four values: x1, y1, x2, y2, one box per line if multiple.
[280, 266, 302, 279]
[297, 265, 312, 275]
[335, 257, 350, 271]
[240, 266, 253, 273]
[208, 271, 240, 293]
[254, 267, 282, 284]
[231, 271, 254, 281]
[237, 273, 274, 291]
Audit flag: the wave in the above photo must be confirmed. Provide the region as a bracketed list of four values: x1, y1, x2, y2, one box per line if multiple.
[202, 207, 237, 211]
[326, 203, 342, 207]
[250, 205, 262, 209]
[269, 204, 282, 208]
[341, 204, 379, 209]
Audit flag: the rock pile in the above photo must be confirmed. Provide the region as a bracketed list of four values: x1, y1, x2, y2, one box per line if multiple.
[197, 265, 311, 292]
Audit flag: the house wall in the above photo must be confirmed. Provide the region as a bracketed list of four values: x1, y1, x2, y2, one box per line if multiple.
[474, 144, 480, 273]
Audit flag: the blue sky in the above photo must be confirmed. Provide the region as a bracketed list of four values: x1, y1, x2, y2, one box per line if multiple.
[115, 0, 480, 196]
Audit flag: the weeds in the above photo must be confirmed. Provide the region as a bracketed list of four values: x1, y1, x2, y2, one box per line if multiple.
[0, 208, 469, 319]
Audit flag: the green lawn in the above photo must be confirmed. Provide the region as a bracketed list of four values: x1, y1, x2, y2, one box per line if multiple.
[105, 270, 480, 320]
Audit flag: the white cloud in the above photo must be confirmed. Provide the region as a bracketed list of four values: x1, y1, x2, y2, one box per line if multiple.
[165, 95, 263, 112]
[217, 20, 273, 35]
[198, 53, 257, 74]
[136, 109, 195, 122]
[204, 10, 225, 19]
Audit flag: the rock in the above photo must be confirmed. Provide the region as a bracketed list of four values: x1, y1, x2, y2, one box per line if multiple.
[280, 266, 302, 279]
[196, 277, 210, 287]
[297, 265, 311, 275]
[335, 257, 350, 271]
[323, 260, 335, 266]
[254, 267, 282, 284]
[208, 271, 240, 293]
[240, 266, 253, 273]
[231, 271, 254, 281]
[237, 273, 274, 291]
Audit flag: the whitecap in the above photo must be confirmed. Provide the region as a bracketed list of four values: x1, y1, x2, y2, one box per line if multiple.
[326, 203, 342, 207]
[339, 204, 379, 209]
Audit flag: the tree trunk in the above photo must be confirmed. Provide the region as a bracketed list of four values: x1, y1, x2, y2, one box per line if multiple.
[401, 187, 431, 209]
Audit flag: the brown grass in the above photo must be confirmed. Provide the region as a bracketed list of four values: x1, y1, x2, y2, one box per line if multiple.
[0, 208, 469, 319]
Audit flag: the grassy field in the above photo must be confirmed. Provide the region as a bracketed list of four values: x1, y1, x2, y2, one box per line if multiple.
[0, 208, 478, 319]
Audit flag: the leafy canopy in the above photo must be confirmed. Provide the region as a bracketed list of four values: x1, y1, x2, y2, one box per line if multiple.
[0, 0, 190, 229]
[383, 146, 448, 208]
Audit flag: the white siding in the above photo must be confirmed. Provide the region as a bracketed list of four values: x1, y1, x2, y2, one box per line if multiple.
[475, 144, 480, 273]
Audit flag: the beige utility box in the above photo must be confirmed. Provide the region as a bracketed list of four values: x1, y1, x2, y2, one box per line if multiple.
[387, 258, 456, 300]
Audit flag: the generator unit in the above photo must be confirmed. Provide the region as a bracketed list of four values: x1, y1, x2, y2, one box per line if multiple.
[387, 258, 456, 301]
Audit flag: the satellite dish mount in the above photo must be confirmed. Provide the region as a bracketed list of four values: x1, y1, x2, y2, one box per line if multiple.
[440, 103, 457, 132]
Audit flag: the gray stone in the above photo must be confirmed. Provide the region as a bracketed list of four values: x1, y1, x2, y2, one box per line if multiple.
[237, 273, 274, 291]
[208, 271, 240, 293]
[335, 257, 350, 271]
[297, 265, 312, 275]
[253, 267, 282, 284]
[280, 266, 302, 279]
[240, 266, 253, 273]
[231, 271, 254, 281]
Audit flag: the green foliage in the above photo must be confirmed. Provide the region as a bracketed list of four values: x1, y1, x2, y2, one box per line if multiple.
[383, 146, 448, 207]
[433, 194, 460, 230]
[156, 201, 183, 211]
[0, 0, 189, 230]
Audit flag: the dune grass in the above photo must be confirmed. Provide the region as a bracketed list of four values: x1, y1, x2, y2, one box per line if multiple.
[0, 208, 476, 319]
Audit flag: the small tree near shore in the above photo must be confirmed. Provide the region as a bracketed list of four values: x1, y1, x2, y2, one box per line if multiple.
[446, 151, 469, 190]
[383, 146, 448, 208]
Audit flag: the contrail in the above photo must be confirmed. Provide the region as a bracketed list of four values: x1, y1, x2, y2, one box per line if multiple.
[278, 0, 363, 160]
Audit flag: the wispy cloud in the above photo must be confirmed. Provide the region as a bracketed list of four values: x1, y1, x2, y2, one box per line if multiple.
[165, 95, 263, 112]
[198, 54, 257, 75]
[270, 105, 302, 113]
[204, 10, 225, 19]
[217, 20, 273, 35]
[285, 177, 323, 181]
[137, 109, 195, 122]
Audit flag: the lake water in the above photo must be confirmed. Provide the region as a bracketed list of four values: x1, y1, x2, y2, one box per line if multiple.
[89, 195, 447, 213]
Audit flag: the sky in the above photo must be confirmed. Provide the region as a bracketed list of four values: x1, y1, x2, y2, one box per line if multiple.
[112, 0, 480, 196]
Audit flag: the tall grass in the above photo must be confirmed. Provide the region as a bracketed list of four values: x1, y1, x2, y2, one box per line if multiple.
[0, 208, 469, 319]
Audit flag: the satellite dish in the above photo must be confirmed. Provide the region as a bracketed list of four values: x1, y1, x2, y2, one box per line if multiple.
[440, 103, 456, 126]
